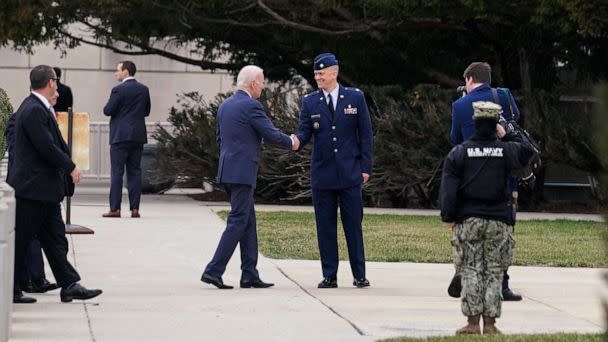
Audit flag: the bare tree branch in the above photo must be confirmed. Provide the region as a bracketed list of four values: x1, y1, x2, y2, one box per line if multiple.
[58, 26, 234, 71]
[79, 19, 237, 70]
[228, 1, 258, 15]
[255, 0, 371, 35]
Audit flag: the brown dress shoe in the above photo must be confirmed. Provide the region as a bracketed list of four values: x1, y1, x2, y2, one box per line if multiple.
[131, 209, 140, 218]
[102, 210, 121, 218]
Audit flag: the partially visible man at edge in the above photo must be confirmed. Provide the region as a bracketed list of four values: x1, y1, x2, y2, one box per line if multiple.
[9, 65, 102, 303]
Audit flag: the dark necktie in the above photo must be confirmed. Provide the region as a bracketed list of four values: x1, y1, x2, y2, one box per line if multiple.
[327, 94, 334, 114]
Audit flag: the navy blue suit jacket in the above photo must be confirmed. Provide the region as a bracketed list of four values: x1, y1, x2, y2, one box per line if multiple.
[296, 86, 373, 189]
[103, 79, 151, 144]
[451, 84, 520, 144]
[216, 90, 292, 186]
[7, 94, 75, 202]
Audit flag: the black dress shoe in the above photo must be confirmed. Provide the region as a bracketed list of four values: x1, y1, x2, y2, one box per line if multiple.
[502, 288, 523, 301]
[240, 279, 274, 288]
[318, 277, 337, 288]
[353, 278, 370, 288]
[201, 272, 233, 289]
[13, 292, 37, 304]
[60, 283, 103, 302]
[448, 273, 462, 298]
[25, 278, 60, 293]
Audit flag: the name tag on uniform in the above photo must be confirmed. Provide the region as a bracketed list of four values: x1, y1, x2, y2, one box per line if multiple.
[344, 105, 358, 115]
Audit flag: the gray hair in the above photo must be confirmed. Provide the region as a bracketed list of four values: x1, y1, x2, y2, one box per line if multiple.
[236, 65, 264, 89]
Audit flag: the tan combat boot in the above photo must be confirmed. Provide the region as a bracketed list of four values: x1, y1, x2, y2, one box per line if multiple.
[483, 316, 502, 335]
[456, 314, 481, 335]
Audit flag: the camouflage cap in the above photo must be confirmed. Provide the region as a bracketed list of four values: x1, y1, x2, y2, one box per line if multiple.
[472, 101, 502, 120]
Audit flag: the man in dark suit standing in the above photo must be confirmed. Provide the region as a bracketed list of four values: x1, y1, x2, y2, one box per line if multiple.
[102, 61, 151, 218]
[200, 65, 299, 289]
[295, 53, 374, 288]
[8, 65, 102, 303]
[52, 67, 73, 112]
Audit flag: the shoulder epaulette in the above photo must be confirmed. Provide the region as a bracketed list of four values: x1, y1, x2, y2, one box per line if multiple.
[304, 90, 320, 98]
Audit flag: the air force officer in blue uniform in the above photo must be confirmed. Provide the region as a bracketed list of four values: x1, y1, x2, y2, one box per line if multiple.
[201, 65, 299, 289]
[296, 53, 374, 288]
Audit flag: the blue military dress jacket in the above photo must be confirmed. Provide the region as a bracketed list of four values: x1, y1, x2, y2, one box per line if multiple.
[451, 83, 520, 144]
[216, 90, 292, 186]
[103, 79, 151, 145]
[296, 85, 373, 189]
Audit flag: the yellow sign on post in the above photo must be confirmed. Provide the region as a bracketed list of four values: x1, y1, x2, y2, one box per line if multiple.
[55, 111, 94, 235]
[56, 112, 90, 171]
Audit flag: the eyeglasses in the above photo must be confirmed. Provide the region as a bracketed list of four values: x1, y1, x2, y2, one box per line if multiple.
[51, 78, 58, 82]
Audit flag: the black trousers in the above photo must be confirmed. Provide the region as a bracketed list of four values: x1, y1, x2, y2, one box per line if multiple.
[25, 239, 46, 284]
[14, 197, 80, 294]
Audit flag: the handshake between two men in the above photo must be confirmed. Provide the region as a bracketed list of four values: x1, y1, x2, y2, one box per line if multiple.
[290, 134, 300, 151]
[201, 57, 375, 291]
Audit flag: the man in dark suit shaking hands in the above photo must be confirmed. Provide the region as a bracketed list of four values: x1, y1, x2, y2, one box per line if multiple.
[102, 61, 151, 218]
[8, 65, 102, 303]
[201, 65, 300, 289]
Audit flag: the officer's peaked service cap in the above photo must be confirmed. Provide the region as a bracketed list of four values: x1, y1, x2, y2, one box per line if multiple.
[314, 53, 338, 70]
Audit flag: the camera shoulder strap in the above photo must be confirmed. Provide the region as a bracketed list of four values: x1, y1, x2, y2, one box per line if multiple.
[492, 88, 516, 121]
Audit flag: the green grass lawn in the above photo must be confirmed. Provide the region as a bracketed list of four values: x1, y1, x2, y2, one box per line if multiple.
[218, 211, 606, 267]
[381, 333, 604, 342]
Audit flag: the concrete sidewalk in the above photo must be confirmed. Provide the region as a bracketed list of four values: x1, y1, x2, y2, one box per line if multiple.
[8, 190, 606, 341]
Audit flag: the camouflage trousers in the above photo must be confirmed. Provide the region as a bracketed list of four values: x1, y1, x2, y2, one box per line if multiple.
[451, 217, 515, 317]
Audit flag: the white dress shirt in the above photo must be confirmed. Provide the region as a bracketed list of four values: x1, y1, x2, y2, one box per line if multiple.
[322, 84, 340, 112]
[31, 91, 55, 119]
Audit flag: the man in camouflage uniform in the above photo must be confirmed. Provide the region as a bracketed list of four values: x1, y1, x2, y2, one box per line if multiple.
[440, 101, 533, 335]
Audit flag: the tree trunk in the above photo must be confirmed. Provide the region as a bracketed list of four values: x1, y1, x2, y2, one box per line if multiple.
[519, 48, 532, 95]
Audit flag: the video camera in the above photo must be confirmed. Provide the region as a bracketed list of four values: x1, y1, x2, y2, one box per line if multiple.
[497, 116, 541, 190]
[456, 85, 466, 94]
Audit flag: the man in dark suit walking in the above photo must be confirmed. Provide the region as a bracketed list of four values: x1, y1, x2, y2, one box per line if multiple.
[200, 65, 299, 289]
[52, 67, 73, 112]
[5, 91, 61, 295]
[102, 61, 151, 218]
[8, 65, 102, 303]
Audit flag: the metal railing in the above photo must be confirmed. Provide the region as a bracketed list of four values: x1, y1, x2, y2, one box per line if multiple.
[85, 122, 172, 179]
